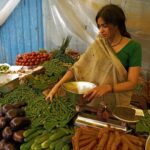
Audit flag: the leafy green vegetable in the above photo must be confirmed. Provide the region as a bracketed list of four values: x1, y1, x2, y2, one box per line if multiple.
[136, 110, 150, 133]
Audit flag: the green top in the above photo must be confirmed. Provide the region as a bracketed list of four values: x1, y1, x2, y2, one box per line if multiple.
[116, 40, 142, 70]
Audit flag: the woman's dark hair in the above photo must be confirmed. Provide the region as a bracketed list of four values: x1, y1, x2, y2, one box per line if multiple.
[96, 4, 131, 38]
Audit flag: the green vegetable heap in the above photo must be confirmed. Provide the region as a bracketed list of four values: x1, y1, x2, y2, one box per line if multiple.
[54, 36, 75, 64]
[136, 110, 150, 133]
[47, 96, 77, 127]
[0, 85, 77, 128]
[21, 126, 74, 150]
[26, 59, 69, 91]
[0, 65, 9, 72]
[42, 59, 68, 80]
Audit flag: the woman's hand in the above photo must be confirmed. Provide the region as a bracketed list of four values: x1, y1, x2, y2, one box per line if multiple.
[45, 85, 60, 102]
[83, 84, 112, 102]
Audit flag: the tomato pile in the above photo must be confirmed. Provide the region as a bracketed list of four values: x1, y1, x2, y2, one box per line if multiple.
[15, 52, 52, 66]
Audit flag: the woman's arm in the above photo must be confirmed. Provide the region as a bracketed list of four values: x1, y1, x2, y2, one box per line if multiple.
[45, 69, 74, 101]
[113, 66, 141, 92]
[83, 66, 141, 101]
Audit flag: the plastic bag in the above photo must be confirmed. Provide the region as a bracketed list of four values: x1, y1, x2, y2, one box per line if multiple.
[0, 0, 21, 26]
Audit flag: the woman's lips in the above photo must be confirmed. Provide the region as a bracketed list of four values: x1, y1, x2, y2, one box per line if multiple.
[102, 34, 107, 37]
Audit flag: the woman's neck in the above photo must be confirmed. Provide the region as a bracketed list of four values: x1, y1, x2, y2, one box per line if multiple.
[108, 34, 123, 47]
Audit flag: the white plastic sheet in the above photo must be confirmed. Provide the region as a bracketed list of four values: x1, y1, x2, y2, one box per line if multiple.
[43, 0, 100, 52]
[0, 0, 21, 26]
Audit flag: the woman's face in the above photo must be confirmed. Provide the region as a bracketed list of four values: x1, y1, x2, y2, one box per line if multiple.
[97, 17, 118, 40]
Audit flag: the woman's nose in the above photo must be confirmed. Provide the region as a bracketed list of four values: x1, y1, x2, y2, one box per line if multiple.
[99, 27, 104, 34]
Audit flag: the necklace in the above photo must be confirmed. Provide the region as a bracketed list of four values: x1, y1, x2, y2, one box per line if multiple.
[111, 36, 123, 47]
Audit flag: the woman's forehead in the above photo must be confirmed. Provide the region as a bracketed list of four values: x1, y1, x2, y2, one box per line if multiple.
[97, 17, 106, 26]
[97, 17, 116, 28]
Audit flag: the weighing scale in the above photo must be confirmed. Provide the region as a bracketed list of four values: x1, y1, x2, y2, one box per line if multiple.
[62, 81, 145, 131]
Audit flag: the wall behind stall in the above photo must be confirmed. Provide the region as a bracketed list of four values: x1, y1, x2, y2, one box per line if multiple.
[0, 0, 43, 65]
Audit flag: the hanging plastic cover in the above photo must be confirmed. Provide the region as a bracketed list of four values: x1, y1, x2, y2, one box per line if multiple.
[0, 0, 21, 26]
[43, 0, 102, 51]
[43, 0, 150, 70]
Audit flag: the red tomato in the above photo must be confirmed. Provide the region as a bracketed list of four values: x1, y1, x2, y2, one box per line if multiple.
[36, 58, 40, 62]
[37, 55, 40, 58]
[30, 62, 34, 66]
[43, 53, 47, 58]
[31, 59, 35, 62]
[30, 56, 33, 59]
[25, 63, 29, 66]
[40, 53, 44, 57]
[40, 58, 43, 61]
[34, 61, 38, 65]
[23, 59, 28, 63]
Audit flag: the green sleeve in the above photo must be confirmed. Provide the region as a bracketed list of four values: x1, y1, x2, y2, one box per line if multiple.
[129, 41, 142, 67]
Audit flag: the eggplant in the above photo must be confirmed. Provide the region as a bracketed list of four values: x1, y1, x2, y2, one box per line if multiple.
[5, 109, 25, 121]
[0, 139, 7, 149]
[4, 143, 15, 150]
[0, 111, 3, 117]
[10, 117, 31, 131]
[0, 132, 2, 141]
[13, 101, 27, 108]
[13, 130, 24, 143]
[2, 104, 14, 115]
[2, 126, 13, 140]
[0, 107, 3, 117]
[0, 117, 7, 130]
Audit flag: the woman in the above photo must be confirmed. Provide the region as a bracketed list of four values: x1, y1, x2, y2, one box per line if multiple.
[46, 4, 142, 110]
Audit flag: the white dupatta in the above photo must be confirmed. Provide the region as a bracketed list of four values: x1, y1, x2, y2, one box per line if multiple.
[72, 36, 132, 110]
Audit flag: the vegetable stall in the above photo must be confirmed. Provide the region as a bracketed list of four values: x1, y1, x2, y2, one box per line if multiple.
[0, 37, 150, 150]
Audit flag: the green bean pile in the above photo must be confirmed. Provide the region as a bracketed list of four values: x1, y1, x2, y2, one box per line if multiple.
[0, 85, 36, 105]
[0, 85, 77, 128]
[47, 96, 77, 127]
[0, 85, 49, 126]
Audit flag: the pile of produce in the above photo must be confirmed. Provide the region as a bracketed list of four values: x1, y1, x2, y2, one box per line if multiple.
[15, 51, 53, 66]
[25, 36, 77, 91]
[26, 74, 53, 91]
[136, 110, 150, 133]
[0, 64, 9, 72]
[46, 96, 77, 128]
[53, 36, 76, 64]
[42, 59, 69, 78]
[21, 126, 74, 150]
[72, 126, 146, 150]
[65, 49, 80, 60]
[0, 102, 31, 149]
[0, 85, 77, 128]
[26, 59, 69, 91]
[0, 85, 50, 127]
